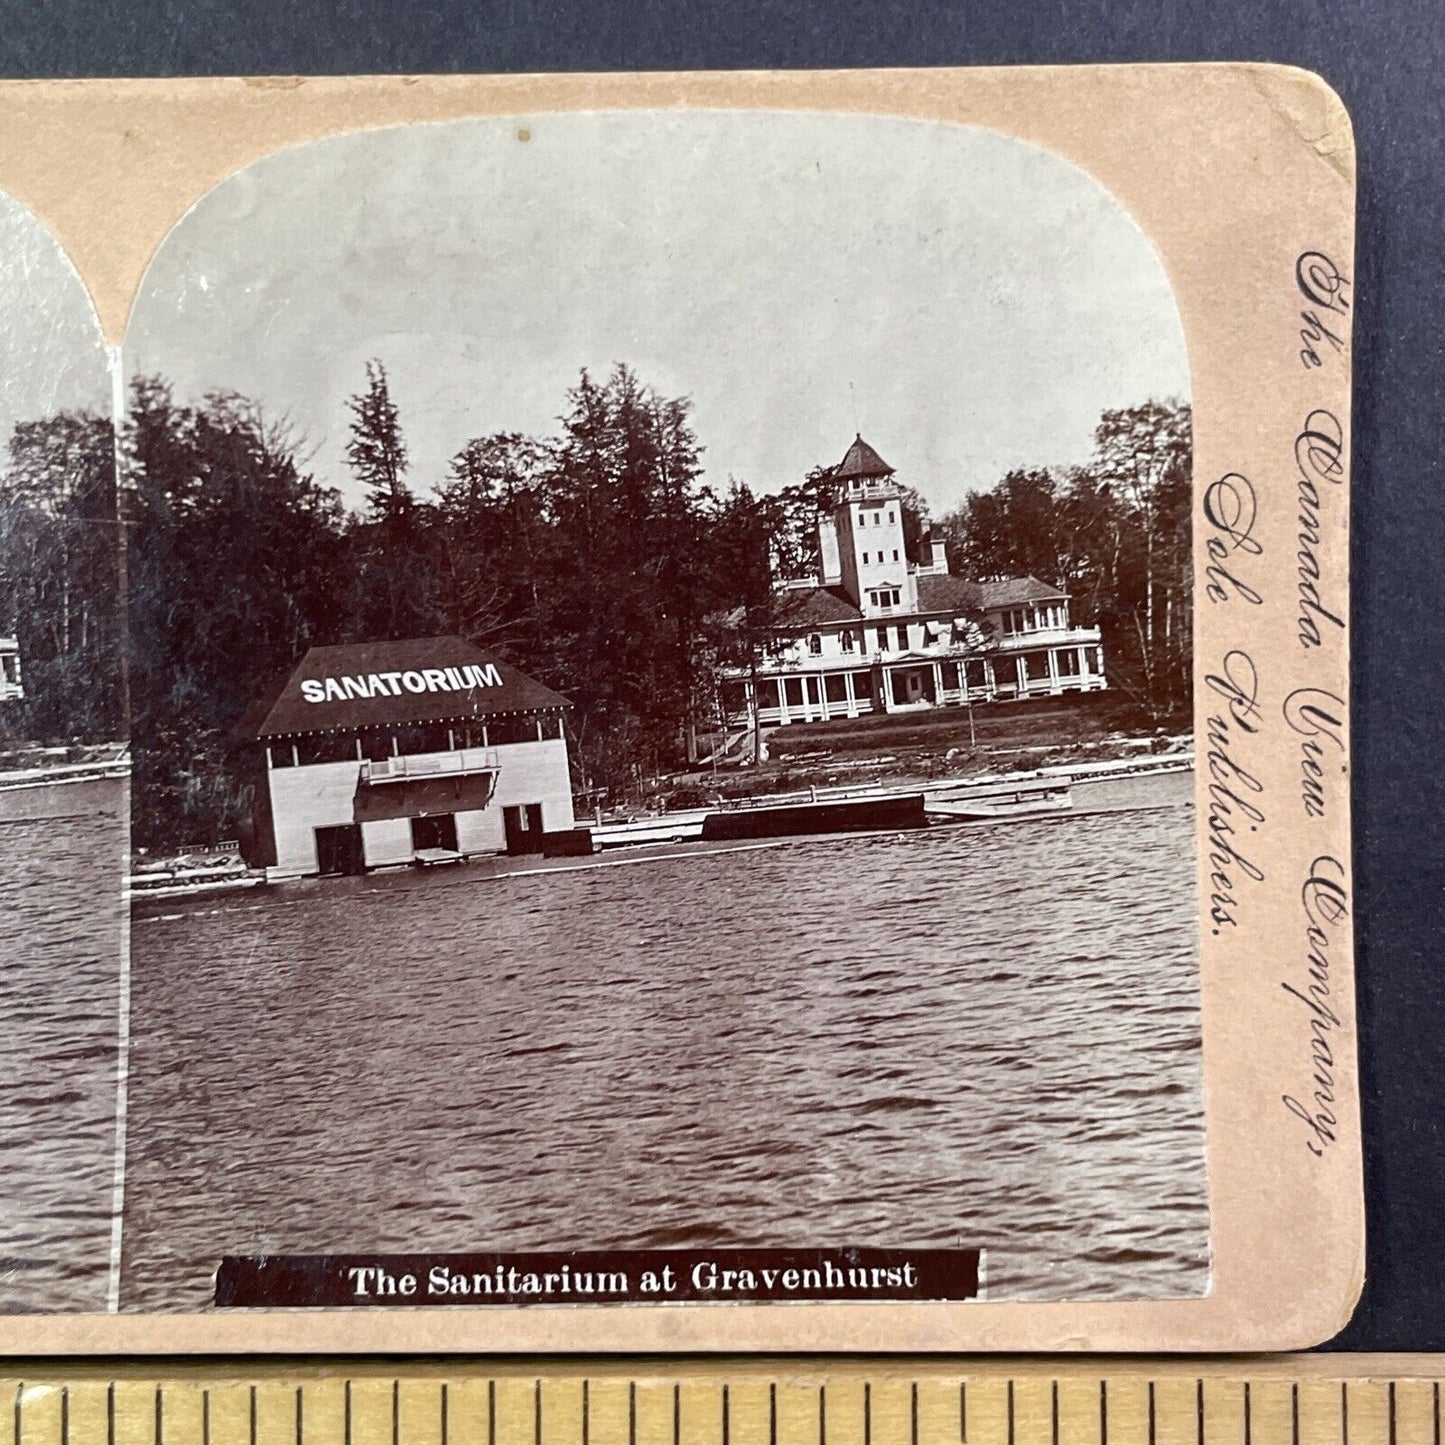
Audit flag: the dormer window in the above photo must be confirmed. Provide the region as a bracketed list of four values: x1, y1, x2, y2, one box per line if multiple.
[868, 587, 902, 610]
[807, 634, 822, 656]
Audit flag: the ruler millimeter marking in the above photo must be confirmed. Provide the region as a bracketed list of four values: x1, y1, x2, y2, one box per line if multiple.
[6, 1365, 1445, 1445]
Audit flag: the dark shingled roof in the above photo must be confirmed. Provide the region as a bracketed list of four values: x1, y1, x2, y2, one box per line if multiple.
[772, 575, 1065, 630]
[915, 574, 1068, 613]
[833, 434, 894, 481]
[242, 637, 569, 738]
[774, 586, 863, 628]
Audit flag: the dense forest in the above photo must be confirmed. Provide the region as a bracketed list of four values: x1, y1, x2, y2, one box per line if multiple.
[0, 362, 1190, 851]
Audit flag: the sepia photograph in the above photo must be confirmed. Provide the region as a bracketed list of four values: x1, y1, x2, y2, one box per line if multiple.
[0, 190, 130, 1313]
[110, 109, 1206, 1311]
[0, 102, 1213, 1318]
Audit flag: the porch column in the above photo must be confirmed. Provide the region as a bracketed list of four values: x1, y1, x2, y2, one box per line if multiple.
[777, 678, 790, 725]
[932, 661, 944, 703]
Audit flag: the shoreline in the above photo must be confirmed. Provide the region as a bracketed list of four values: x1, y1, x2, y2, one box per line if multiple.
[129, 758, 1193, 915]
[0, 760, 130, 795]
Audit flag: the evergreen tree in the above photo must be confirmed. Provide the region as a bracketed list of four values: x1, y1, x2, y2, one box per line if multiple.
[345, 359, 411, 520]
[124, 377, 345, 849]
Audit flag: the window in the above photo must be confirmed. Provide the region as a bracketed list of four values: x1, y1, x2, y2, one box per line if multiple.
[852, 670, 874, 702]
[1025, 652, 1053, 682]
[892, 549, 900, 561]
[868, 587, 902, 610]
[942, 661, 961, 690]
[841, 630, 857, 653]
[895, 626, 910, 651]
[888, 511, 895, 524]
[875, 628, 888, 651]
[807, 633, 822, 656]
[825, 673, 849, 703]
[861, 551, 869, 564]
[965, 659, 988, 690]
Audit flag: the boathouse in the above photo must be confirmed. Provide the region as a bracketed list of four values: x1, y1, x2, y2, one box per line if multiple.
[719, 435, 1106, 729]
[238, 637, 574, 879]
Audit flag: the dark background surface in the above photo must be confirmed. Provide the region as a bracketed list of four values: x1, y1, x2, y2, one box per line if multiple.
[0, 0, 1439, 1351]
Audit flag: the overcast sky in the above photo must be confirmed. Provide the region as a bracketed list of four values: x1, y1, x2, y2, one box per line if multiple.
[125, 110, 1189, 517]
[0, 194, 110, 449]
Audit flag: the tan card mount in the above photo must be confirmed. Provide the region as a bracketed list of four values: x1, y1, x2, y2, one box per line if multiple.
[0, 65, 1357, 1352]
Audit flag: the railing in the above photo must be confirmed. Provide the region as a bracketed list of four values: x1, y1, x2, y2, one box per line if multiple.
[360, 747, 500, 784]
[996, 624, 1102, 646]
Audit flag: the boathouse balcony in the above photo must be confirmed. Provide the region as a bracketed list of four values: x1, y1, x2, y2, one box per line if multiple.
[360, 746, 501, 784]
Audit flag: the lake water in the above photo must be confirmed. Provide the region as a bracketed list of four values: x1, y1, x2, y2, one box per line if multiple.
[120, 769, 1208, 1311]
[0, 776, 127, 1313]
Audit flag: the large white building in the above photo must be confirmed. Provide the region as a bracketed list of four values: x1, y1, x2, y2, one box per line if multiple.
[721, 435, 1106, 728]
[239, 637, 575, 879]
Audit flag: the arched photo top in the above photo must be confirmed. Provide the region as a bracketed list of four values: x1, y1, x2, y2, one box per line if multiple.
[124, 109, 1189, 516]
[0, 189, 111, 444]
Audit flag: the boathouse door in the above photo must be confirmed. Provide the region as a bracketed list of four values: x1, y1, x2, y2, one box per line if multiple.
[503, 802, 545, 856]
[411, 813, 459, 853]
[315, 823, 366, 876]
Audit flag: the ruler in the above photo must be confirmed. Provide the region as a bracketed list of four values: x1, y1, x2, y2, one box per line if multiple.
[4, 1359, 1442, 1445]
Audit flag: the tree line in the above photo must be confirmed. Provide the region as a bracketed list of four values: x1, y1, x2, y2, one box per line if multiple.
[0, 362, 1190, 850]
[933, 399, 1193, 716]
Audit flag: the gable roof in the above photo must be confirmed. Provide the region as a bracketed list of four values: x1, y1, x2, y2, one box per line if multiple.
[241, 637, 569, 738]
[916, 574, 1067, 614]
[972, 575, 1069, 609]
[774, 585, 863, 628]
[770, 575, 1066, 631]
[833, 434, 894, 481]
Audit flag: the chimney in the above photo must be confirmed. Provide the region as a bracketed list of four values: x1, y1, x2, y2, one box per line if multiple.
[818, 512, 842, 585]
[930, 535, 949, 574]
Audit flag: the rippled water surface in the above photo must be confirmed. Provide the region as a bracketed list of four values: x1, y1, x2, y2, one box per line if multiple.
[122, 770, 1207, 1310]
[0, 778, 127, 1312]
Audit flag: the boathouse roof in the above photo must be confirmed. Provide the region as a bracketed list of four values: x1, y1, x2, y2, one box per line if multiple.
[239, 636, 570, 739]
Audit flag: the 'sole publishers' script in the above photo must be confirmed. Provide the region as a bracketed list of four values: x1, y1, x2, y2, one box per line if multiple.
[1200, 248, 1351, 1159]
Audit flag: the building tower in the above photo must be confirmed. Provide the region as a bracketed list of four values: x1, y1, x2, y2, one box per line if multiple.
[818, 435, 918, 616]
